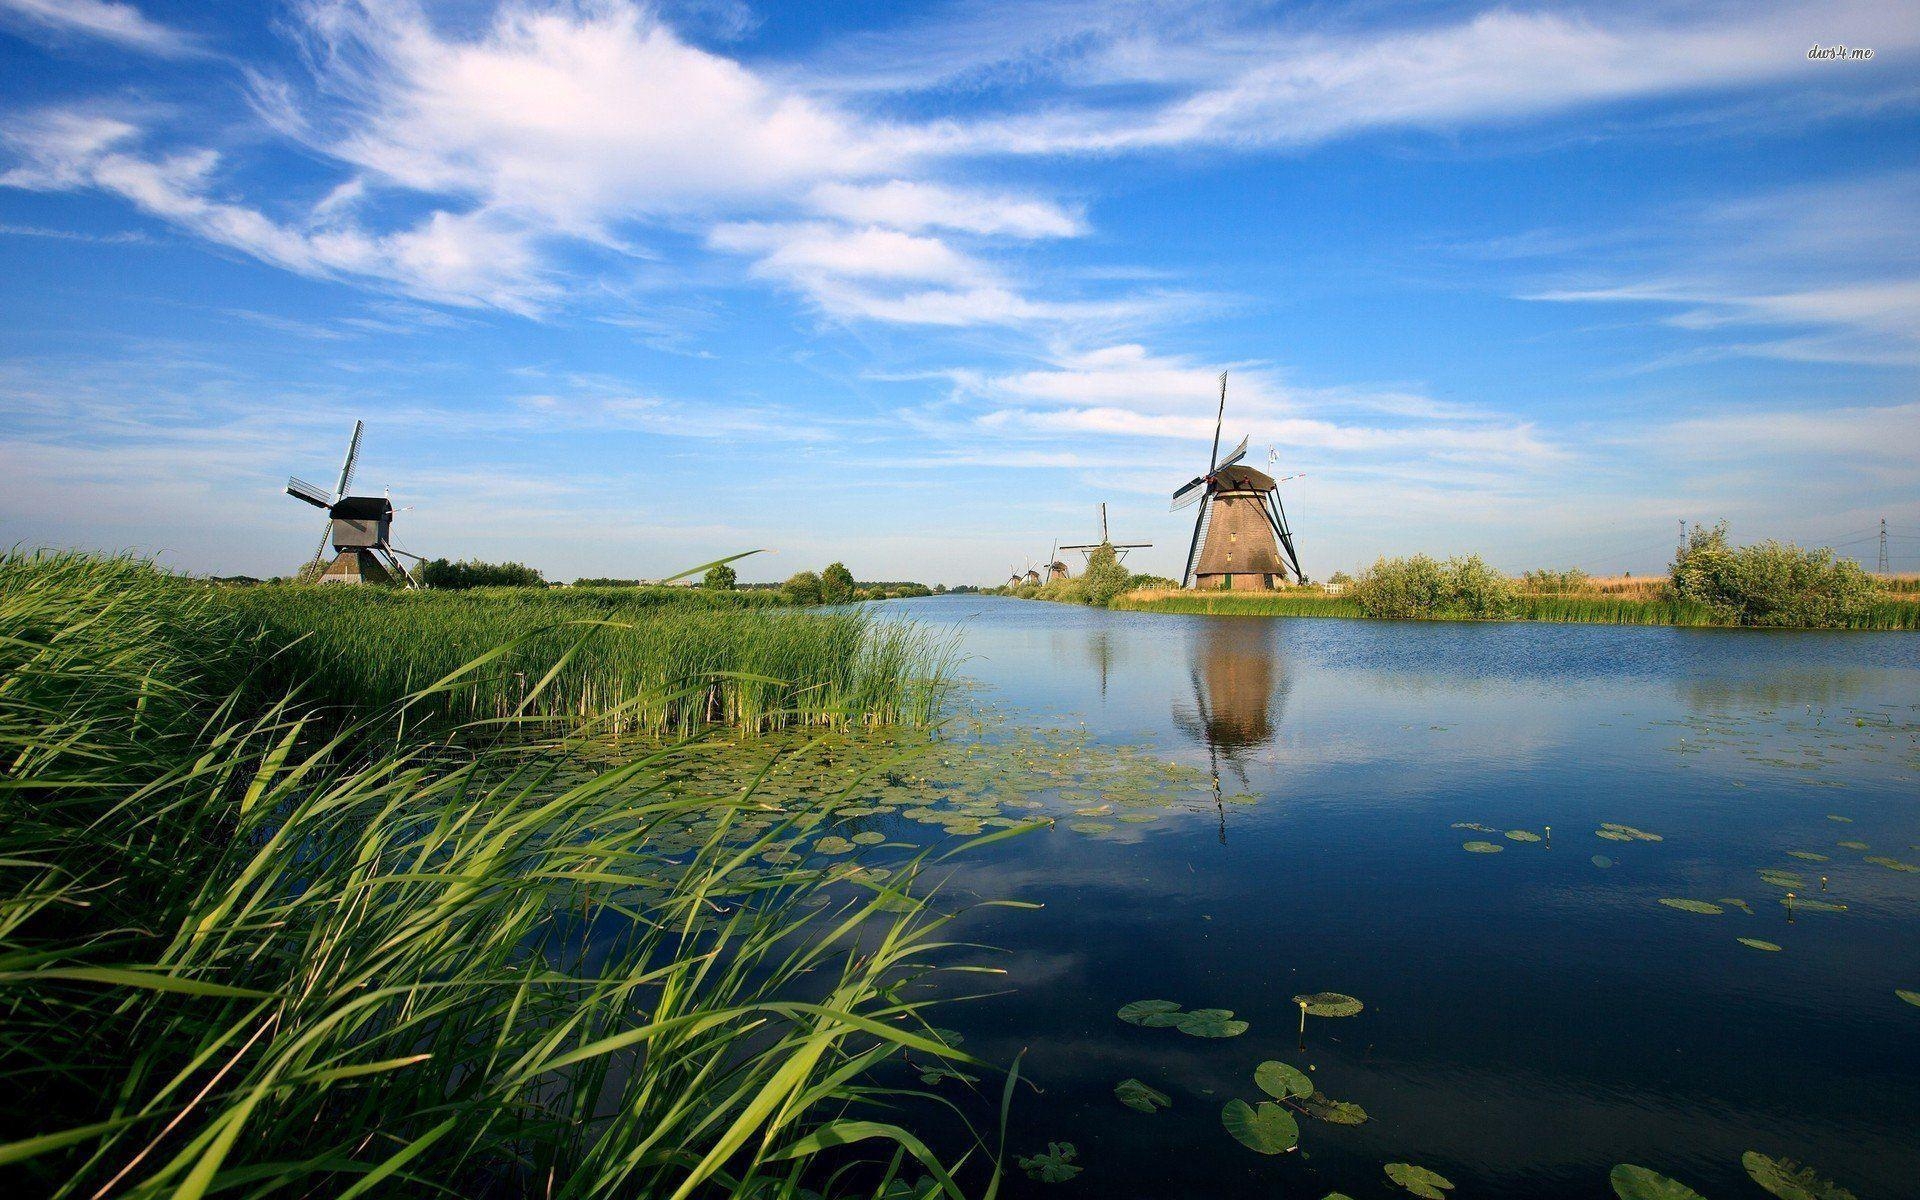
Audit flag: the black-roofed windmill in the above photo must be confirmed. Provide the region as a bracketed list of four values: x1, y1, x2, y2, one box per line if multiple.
[1170, 372, 1304, 590]
[285, 420, 421, 586]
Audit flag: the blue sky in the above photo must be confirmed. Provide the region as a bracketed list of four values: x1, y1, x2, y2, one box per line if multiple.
[1, 0, 1915, 585]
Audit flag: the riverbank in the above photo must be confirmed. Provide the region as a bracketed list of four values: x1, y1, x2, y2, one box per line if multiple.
[0, 551, 992, 1199]
[1109, 587, 1920, 629]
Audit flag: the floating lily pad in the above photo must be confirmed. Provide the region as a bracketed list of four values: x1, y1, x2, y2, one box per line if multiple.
[1596, 829, 1635, 842]
[1783, 897, 1847, 912]
[1864, 856, 1918, 872]
[1505, 829, 1542, 842]
[1738, 938, 1782, 952]
[1659, 898, 1724, 914]
[1758, 869, 1805, 888]
[813, 835, 855, 855]
[1117, 999, 1183, 1027]
[851, 831, 886, 845]
[1741, 1151, 1857, 1200]
[1836, 840, 1868, 850]
[1896, 989, 1919, 1007]
[1017, 1142, 1081, 1183]
[1115, 1078, 1171, 1113]
[1600, 822, 1663, 842]
[1591, 855, 1614, 868]
[1451, 822, 1497, 832]
[1385, 1162, 1455, 1198]
[1825, 814, 1853, 822]
[1609, 1164, 1708, 1200]
[1068, 820, 1116, 834]
[1254, 1060, 1313, 1101]
[1463, 840, 1504, 853]
[1221, 1099, 1298, 1154]
[1177, 1008, 1249, 1038]
[1298, 1091, 1369, 1125]
[1718, 897, 1754, 914]
[1786, 851, 1830, 862]
[1293, 992, 1364, 1017]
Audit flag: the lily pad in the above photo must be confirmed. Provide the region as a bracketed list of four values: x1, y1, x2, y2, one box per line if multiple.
[1786, 851, 1830, 862]
[1782, 897, 1847, 912]
[1836, 840, 1868, 851]
[1451, 822, 1497, 832]
[1896, 989, 1919, 1007]
[1221, 1099, 1298, 1155]
[1741, 1151, 1857, 1200]
[813, 835, 855, 855]
[1825, 814, 1853, 822]
[1117, 999, 1183, 1027]
[1462, 840, 1504, 854]
[852, 831, 886, 845]
[1600, 822, 1663, 842]
[1177, 1008, 1249, 1038]
[1758, 869, 1805, 888]
[1864, 855, 1918, 872]
[1114, 1078, 1171, 1113]
[1738, 938, 1782, 952]
[1253, 1060, 1313, 1101]
[1505, 829, 1542, 842]
[1385, 1162, 1455, 1198]
[1658, 898, 1724, 914]
[1298, 1091, 1369, 1125]
[1591, 855, 1614, 868]
[1017, 1142, 1081, 1183]
[1609, 1164, 1708, 1200]
[1068, 820, 1116, 834]
[1718, 897, 1754, 914]
[1293, 992, 1365, 1017]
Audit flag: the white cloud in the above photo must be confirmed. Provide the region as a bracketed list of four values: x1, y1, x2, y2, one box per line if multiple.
[0, 0, 196, 57]
[807, 180, 1083, 238]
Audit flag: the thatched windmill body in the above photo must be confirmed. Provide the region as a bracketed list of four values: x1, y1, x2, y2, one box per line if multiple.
[285, 420, 422, 585]
[1170, 373, 1304, 590]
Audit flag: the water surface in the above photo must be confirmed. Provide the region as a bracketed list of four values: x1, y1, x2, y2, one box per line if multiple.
[872, 597, 1920, 1200]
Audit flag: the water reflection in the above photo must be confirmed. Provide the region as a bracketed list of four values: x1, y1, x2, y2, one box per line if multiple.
[1171, 618, 1291, 840]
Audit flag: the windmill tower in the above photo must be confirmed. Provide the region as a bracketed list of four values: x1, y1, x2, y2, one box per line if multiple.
[1061, 503, 1152, 563]
[284, 420, 422, 586]
[1170, 373, 1303, 590]
[1045, 540, 1069, 581]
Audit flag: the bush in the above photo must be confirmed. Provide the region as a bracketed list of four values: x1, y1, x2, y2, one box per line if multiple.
[1520, 567, 1588, 593]
[702, 562, 737, 590]
[1351, 554, 1517, 620]
[1670, 522, 1876, 627]
[782, 570, 823, 605]
[419, 557, 546, 589]
[821, 562, 855, 605]
[1081, 544, 1133, 607]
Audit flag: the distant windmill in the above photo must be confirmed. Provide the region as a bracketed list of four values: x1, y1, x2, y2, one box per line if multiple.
[285, 420, 422, 585]
[1170, 372, 1304, 589]
[1045, 540, 1069, 581]
[1061, 503, 1152, 563]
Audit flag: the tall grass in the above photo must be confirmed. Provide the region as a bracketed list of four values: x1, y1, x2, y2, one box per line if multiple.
[1, 551, 1009, 1199]
[219, 584, 953, 735]
[1109, 589, 1363, 618]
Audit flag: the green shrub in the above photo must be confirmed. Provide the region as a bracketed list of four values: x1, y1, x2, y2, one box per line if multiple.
[419, 557, 546, 589]
[1520, 566, 1589, 593]
[701, 561, 737, 589]
[1351, 554, 1517, 620]
[821, 562, 856, 605]
[1670, 522, 1876, 627]
[1080, 544, 1133, 606]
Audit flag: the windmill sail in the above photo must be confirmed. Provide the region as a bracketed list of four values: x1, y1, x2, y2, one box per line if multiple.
[334, 419, 365, 497]
[285, 476, 332, 509]
[1214, 435, 1249, 472]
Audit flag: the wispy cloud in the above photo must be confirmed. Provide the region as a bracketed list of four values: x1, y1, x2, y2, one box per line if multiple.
[0, 0, 197, 57]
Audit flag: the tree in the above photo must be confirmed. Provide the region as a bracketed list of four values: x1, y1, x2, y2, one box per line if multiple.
[418, 558, 545, 589]
[782, 570, 823, 605]
[1081, 543, 1133, 607]
[821, 562, 855, 605]
[702, 562, 737, 590]
[1671, 521, 1875, 627]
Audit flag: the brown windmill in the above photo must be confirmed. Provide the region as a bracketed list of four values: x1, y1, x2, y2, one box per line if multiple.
[1170, 373, 1303, 590]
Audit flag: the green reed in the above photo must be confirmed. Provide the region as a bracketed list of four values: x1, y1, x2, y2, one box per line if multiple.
[219, 583, 954, 734]
[0, 550, 1011, 1199]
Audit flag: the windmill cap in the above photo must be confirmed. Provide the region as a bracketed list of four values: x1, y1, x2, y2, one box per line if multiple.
[331, 495, 395, 518]
[1212, 464, 1277, 490]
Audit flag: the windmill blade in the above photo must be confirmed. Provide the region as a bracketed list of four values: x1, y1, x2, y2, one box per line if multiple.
[285, 476, 332, 509]
[1214, 435, 1249, 472]
[1170, 474, 1208, 511]
[310, 521, 333, 568]
[1206, 371, 1228, 471]
[334, 419, 365, 497]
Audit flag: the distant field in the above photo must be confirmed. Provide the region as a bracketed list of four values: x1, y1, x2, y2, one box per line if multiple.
[1111, 587, 1920, 630]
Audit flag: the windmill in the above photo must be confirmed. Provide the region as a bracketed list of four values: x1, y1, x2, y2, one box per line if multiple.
[1061, 503, 1152, 563]
[1045, 540, 1069, 582]
[285, 420, 422, 586]
[1170, 372, 1304, 590]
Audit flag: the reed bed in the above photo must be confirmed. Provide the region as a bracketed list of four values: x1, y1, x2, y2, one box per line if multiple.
[1110, 586, 1920, 629]
[0, 550, 1008, 1199]
[219, 584, 954, 735]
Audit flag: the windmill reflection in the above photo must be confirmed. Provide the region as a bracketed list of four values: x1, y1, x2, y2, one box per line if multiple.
[1172, 619, 1290, 842]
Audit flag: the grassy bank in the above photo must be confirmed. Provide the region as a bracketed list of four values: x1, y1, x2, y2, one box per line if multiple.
[1110, 587, 1920, 629]
[219, 582, 953, 734]
[0, 551, 1000, 1199]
